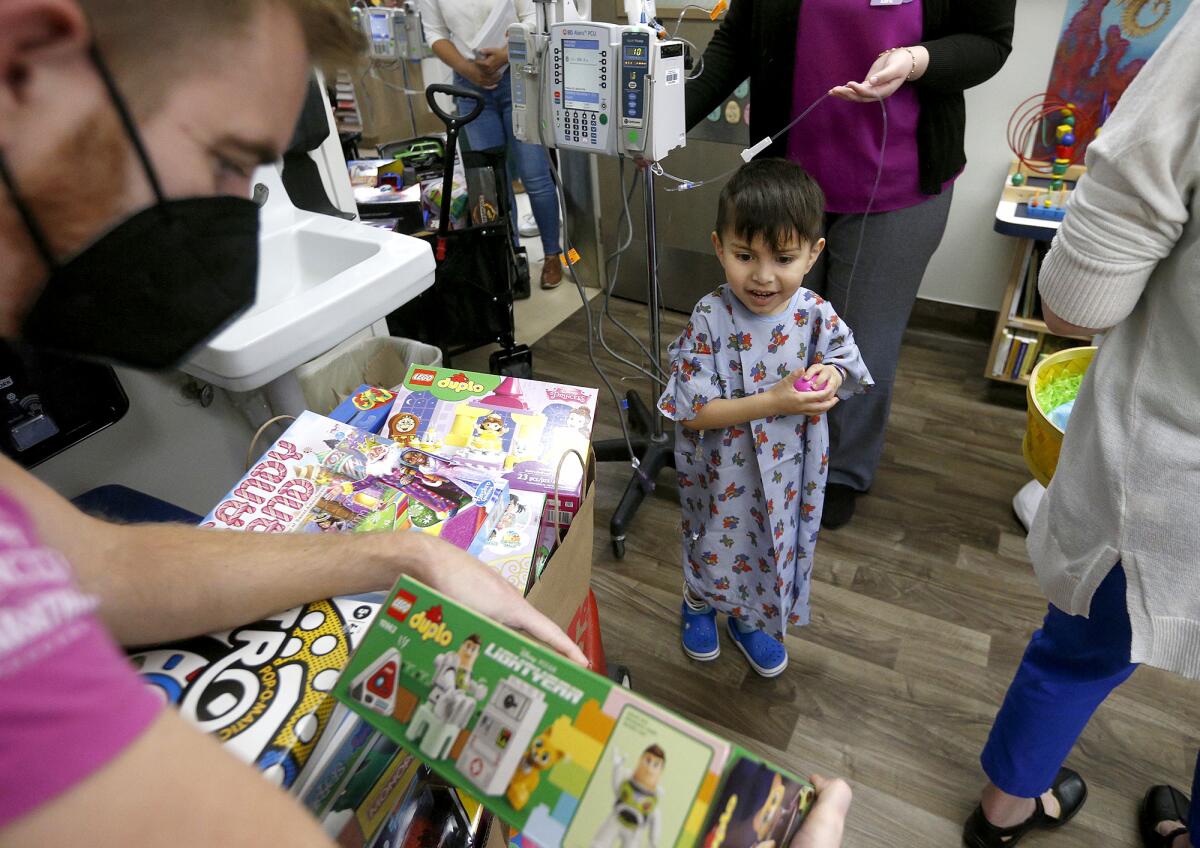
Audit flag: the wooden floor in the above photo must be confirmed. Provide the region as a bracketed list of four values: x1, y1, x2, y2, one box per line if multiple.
[530, 297, 1200, 848]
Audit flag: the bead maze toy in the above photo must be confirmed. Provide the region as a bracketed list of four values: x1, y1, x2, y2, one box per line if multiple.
[1004, 94, 1095, 223]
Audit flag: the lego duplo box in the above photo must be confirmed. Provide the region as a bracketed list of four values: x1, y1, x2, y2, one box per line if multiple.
[334, 577, 732, 848]
[383, 366, 598, 529]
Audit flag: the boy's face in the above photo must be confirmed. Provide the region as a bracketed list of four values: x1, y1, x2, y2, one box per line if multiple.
[713, 230, 824, 316]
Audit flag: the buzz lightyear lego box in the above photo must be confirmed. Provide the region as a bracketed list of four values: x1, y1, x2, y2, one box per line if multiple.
[381, 366, 599, 528]
[199, 410, 509, 556]
[334, 578, 815, 848]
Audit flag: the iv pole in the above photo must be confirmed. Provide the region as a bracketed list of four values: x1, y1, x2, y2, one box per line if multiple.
[528, 0, 676, 559]
[593, 164, 674, 560]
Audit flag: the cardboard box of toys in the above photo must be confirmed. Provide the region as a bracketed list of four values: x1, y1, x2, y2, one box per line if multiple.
[312, 391, 592, 623]
[334, 578, 815, 848]
[381, 366, 599, 530]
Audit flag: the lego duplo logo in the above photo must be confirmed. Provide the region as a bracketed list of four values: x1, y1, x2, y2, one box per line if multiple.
[387, 589, 417, 623]
[437, 372, 486, 395]
[408, 604, 454, 646]
[410, 368, 438, 387]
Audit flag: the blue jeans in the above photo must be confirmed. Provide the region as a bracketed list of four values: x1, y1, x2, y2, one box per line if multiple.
[453, 68, 561, 257]
[982, 565, 1198, 839]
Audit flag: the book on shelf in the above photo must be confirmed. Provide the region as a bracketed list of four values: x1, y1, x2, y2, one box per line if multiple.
[1011, 342, 1027, 379]
[1003, 334, 1021, 378]
[992, 332, 1041, 381]
[1008, 242, 1051, 323]
[1009, 333, 1039, 380]
[1020, 244, 1038, 319]
[992, 330, 1014, 378]
[1009, 241, 1033, 320]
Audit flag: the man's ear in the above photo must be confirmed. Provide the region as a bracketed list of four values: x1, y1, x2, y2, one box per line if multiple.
[0, 1, 90, 121]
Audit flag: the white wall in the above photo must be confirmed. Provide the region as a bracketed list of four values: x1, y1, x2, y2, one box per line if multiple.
[919, 0, 1068, 310]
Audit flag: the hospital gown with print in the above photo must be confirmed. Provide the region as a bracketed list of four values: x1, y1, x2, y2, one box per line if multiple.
[657, 286, 873, 638]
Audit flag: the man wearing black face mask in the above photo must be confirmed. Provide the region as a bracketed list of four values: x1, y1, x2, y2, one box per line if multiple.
[0, 3, 585, 845]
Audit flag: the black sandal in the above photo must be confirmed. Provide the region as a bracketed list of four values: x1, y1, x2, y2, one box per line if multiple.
[1139, 785, 1191, 848]
[962, 768, 1088, 848]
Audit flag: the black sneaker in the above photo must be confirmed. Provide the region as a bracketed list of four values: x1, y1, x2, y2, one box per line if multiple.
[822, 484, 858, 529]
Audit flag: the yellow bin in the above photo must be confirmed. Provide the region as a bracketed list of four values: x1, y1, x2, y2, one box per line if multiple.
[1023, 346, 1096, 486]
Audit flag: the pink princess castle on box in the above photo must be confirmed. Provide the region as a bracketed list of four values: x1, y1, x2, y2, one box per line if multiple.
[384, 366, 598, 528]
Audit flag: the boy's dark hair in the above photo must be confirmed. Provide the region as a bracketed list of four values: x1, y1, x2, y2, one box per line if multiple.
[714, 159, 825, 250]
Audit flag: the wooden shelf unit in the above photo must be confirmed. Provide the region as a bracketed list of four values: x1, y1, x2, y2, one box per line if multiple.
[986, 238, 1091, 386]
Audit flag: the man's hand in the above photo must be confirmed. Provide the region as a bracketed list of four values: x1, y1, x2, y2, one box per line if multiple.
[830, 46, 929, 103]
[409, 534, 588, 667]
[767, 368, 840, 418]
[475, 47, 508, 76]
[790, 775, 852, 848]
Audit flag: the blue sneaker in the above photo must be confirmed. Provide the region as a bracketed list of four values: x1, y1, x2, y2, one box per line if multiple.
[726, 617, 788, 677]
[681, 602, 720, 661]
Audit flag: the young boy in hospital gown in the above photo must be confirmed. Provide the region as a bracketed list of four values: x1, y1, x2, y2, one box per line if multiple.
[658, 159, 872, 678]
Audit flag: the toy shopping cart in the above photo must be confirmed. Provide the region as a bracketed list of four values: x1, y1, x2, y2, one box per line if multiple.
[387, 84, 532, 378]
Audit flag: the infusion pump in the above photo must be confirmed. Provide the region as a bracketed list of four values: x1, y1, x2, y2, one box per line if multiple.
[354, 5, 430, 61]
[508, 21, 686, 162]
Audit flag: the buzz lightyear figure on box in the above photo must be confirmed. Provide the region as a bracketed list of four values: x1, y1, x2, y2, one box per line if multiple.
[405, 634, 488, 760]
[594, 745, 665, 848]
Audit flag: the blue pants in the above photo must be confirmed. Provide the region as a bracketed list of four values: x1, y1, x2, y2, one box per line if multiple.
[453, 68, 561, 257]
[982, 565, 1198, 838]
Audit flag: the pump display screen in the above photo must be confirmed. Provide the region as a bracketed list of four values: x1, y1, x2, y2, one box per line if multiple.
[562, 38, 601, 111]
[369, 12, 392, 41]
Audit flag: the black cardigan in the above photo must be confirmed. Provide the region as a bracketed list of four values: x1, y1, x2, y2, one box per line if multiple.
[685, 0, 1016, 195]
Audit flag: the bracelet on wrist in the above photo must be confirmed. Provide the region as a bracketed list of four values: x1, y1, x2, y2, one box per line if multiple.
[879, 46, 918, 81]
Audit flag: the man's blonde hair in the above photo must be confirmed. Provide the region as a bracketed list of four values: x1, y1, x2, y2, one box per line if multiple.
[80, 1, 364, 110]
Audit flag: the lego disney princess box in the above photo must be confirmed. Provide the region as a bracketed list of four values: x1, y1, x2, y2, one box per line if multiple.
[335, 578, 813, 848]
[383, 366, 598, 528]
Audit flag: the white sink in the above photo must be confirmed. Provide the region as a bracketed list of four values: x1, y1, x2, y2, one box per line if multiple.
[183, 164, 435, 393]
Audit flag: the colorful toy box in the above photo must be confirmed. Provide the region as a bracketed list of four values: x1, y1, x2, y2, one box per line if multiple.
[329, 384, 398, 434]
[200, 411, 509, 557]
[477, 489, 547, 593]
[302, 722, 489, 848]
[383, 366, 598, 528]
[335, 578, 814, 848]
[129, 592, 386, 790]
